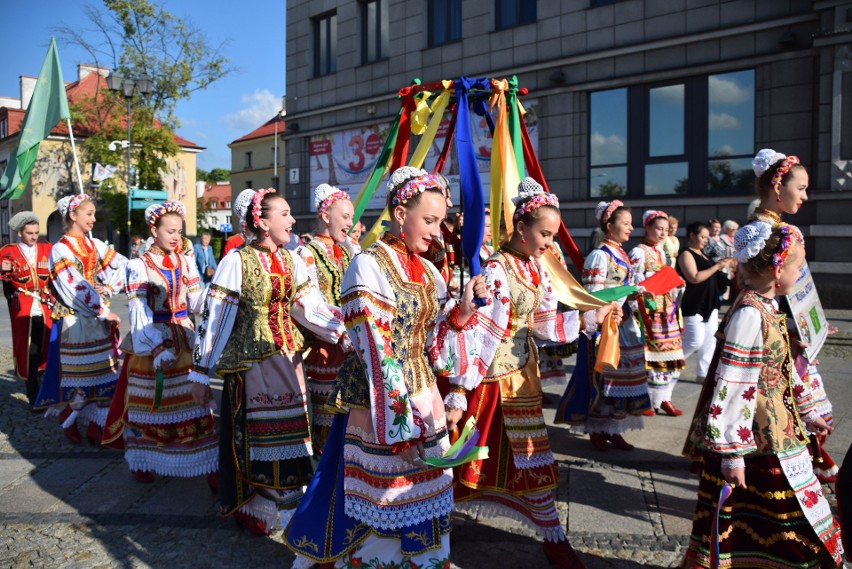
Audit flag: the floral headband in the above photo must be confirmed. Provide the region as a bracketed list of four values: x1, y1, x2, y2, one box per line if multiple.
[318, 190, 349, 216]
[642, 209, 668, 227]
[250, 188, 276, 227]
[595, 200, 624, 224]
[390, 173, 445, 206]
[57, 193, 92, 218]
[772, 223, 804, 267]
[770, 155, 801, 192]
[513, 193, 560, 221]
[145, 200, 186, 227]
[733, 221, 803, 266]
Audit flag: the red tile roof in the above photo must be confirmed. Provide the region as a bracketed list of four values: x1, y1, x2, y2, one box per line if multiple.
[202, 182, 232, 210]
[1, 71, 201, 149]
[230, 114, 285, 144]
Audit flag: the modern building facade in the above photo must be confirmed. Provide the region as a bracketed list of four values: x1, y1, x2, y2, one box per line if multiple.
[285, 0, 852, 306]
[0, 64, 201, 244]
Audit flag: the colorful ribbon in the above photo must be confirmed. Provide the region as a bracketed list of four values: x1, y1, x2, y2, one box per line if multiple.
[711, 483, 734, 569]
[151, 368, 164, 411]
[421, 417, 489, 468]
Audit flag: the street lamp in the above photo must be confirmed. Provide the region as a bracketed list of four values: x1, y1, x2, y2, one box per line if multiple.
[106, 73, 153, 255]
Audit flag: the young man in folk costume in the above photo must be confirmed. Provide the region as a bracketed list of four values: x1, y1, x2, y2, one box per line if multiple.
[0, 211, 53, 407]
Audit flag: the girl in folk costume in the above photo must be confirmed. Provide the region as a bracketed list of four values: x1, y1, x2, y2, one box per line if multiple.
[0, 211, 53, 406]
[103, 202, 218, 487]
[35, 194, 126, 445]
[682, 222, 843, 568]
[189, 189, 348, 536]
[750, 149, 838, 483]
[441, 178, 617, 569]
[479, 207, 495, 263]
[296, 183, 353, 451]
[629, 210, 686, 417]
[575, 200, 650, 451]
[284, 167, 487, 568]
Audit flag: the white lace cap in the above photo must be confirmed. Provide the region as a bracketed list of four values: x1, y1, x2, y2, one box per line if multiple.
[594, 201, 610, 221]
[512, 177, 545, 205]
[387, 166, 427, 192]
[57, 196, 73, 218]
[313, 183, 340, 210]
[733, 221, 773, 263]
[752, 149, 786, 177]
[234, 189, 255, 220]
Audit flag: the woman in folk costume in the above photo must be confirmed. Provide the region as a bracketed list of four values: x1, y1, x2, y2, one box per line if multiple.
[574, 200, 650, 451]
[0, 211, 53, 407]
[35, 194, 126, 445]
[295, 183, 353, 451]
[682, 222, 842, 568]
[103, 202, 218, 487]
[629, 210, 686, 417]
[189, 188, 348, 536]
[750, 149, 838, 483]
[441, 178, 617, 569]
[284, 167, 487, 568]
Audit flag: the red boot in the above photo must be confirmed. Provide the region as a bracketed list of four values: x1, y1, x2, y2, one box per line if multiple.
[58, 406, 81, 445]
[659, 401, 684, 417]
[233, 510, 269, 536]
[543, 539, 587, 568]
[589, 432, 608, 451]
[207, 471, 220, 494]
[606, 433, 635, 451]
[86, 421, 103, 446]
[132, 470, 155, 483]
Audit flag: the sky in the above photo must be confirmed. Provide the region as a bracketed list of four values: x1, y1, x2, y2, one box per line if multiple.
[1, 0, 286, 171]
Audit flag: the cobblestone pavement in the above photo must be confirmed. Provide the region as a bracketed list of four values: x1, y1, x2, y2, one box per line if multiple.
[1, 303, 850, 568]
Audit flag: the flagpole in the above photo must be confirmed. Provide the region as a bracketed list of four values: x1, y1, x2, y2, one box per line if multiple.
[66, 118, 85, 195]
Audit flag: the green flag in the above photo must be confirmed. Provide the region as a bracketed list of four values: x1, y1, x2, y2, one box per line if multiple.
[0, 37, 71, 200]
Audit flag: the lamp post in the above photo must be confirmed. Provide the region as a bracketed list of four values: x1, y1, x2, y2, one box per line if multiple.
[106, 73, 153, 255]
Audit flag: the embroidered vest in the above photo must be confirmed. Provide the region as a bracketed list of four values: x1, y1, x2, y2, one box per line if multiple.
[485, 251, 541, 381]
[217, 245, 304, 373]
[141, 250, 195, 353]
[740, 292, 808, 455]
[306, 236, 350, 306]
[333, 241, 440, 408]
[637, 242, 671, 310]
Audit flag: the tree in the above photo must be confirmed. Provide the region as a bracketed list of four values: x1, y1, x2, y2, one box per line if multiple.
[207, 168, 230, 182]
[596, 180, 626, 198]
[56, 0, 233, 128]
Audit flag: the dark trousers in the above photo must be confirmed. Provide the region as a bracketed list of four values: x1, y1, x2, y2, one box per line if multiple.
[27, 316, 46, 406]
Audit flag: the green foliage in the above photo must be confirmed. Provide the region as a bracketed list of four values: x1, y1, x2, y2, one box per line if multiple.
[196, 167, 231, 184]
[99, 187, 147, 237]
[57, 0, 233, 129]
[596, 180, 625, 198]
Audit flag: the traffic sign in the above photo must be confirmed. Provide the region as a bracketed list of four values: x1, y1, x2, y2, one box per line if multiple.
[219, 223, 232, 233]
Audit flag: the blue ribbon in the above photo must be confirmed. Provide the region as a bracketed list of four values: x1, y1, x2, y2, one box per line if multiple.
[454, 76, 489, 279]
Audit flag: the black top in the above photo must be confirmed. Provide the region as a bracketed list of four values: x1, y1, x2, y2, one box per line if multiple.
[678, 249, 730, 320]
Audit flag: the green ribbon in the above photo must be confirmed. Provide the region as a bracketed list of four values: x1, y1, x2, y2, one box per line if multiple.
[421, 417, 489, 468]
[506, 76, 526, 180]
[152, 369, 164, 411]
[589, 285, 638, 303]
[351, 112, 401, 226]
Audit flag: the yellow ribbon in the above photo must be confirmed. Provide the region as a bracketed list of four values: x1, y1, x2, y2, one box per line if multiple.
[488, 79, 521, 243]
[361, 84, 453, 248]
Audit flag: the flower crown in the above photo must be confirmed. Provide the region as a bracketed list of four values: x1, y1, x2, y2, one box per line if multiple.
[733, 221, 803, 266]
[642, 209, 668, 227]
[595, 200, 624, 224]
[770, 156, 801, 192]
[314, 183, 350, 216]
[58, 193, 92, 218]
[389, 170, 445, 206]
[250, 188, 277, 227]
[145, 200, 186, 226]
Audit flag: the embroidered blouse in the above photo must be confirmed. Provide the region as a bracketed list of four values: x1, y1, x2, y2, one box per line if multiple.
[50, 234, 126, 319]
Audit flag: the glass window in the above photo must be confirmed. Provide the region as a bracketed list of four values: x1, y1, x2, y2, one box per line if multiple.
[649, 84, 684, 157]
[362, 0, 388, 64]
[645, 162, 689, 195]
[245, 152, 252, 169]
[587, 70, 755, 197]
[428, 0, 462, 47]
[590, 88, 627, 196]
[496, 0, 536, 30]
[314, 12, 338, 76]
[843, 72, 852, 158]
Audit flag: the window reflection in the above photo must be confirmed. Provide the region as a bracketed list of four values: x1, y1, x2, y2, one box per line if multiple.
[708, 71, 754, 157]
[649, 84, 684, 157]
[645, 163, 688, 195]
[590, 167, 627, 197]
[590, 89, 627, 166]
[708, 158, 753, 193]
